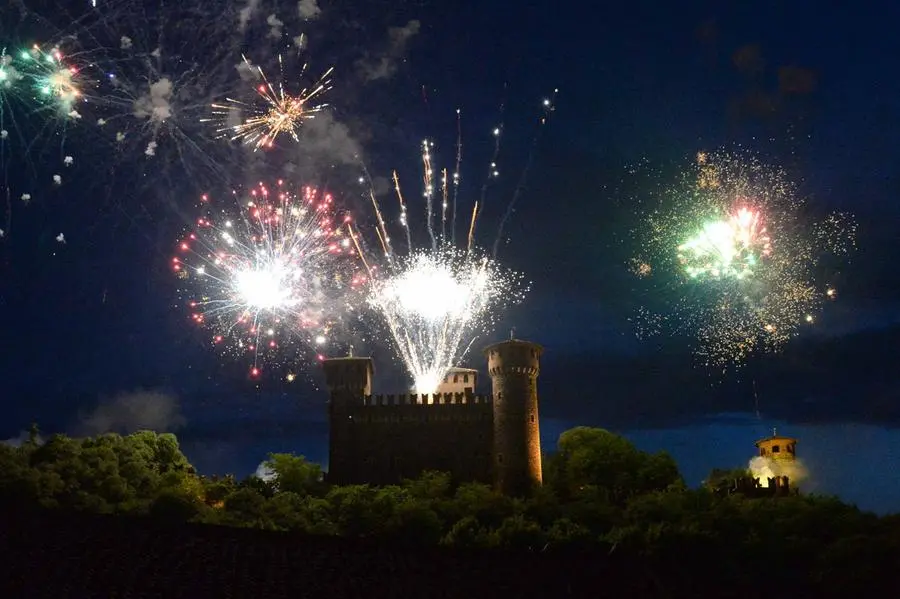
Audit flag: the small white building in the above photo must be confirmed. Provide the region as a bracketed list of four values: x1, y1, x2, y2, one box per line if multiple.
[435, 367, 478, 395]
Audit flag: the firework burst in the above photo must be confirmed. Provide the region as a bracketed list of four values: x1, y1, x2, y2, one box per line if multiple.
[173, 181, 364, 377]
[363, 246, 523, 394]
[632, 149, 856, 370]
[16, 44, 88, 118]
[351, 109, 546, 392]
[677, 206, 772, 280]
[206, 55, 332, 151]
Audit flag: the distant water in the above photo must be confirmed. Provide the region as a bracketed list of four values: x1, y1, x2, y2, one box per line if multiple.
[542, 415, 900, 515]
[179, 412, 900, 515]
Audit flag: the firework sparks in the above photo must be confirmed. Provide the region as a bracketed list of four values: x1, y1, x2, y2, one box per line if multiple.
[354, 111, 543, 392]
[173, 181, 363, 376]
[365, 246, 523, 394]
[207, 55, 332, 151]
[18, 45, 86, 118]
[632, 149, 856, 370]
[678, 206, 771, 280]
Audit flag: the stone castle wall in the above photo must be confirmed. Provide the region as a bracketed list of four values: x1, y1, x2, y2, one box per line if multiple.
[328, 392, 494, 486]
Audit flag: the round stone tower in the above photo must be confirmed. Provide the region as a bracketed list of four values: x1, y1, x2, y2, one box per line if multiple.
[754, 432, 798, 462]
[753, 430, 798, 492]
[483, 338, 544, 495]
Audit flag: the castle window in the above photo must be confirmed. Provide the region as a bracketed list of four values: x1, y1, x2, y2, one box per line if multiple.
[772, 445, 780, 453]
[463, 374, 469, 383]
[760, 448, 766, 456]
[531, 414, 535, 423]
[453, 374, 459, 383]
[498, 454, 504, 464]
[787, 444, 795, 454]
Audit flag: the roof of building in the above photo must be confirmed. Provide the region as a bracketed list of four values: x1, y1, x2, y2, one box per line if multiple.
[482, 338, 544, 355]
[754, 435, 798, 447]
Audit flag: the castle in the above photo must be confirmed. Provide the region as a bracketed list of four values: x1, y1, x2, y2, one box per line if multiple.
[713, 432, 800, 498]
[322, 337, 543, 495]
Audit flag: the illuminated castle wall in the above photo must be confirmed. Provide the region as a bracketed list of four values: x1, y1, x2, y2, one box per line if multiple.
[323, 339, 544, 495]
[755, 433, 797, 462]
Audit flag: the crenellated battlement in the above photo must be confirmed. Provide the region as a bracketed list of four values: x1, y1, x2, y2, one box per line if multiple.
[332, 392, 492, 407]
[325, 338, 544, 490]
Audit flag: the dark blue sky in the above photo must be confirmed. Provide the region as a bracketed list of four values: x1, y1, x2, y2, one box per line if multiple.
[1, 0, 899, 513]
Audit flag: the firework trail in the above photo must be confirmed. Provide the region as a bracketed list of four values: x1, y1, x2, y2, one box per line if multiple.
[173, 180, 365, 377]
[493, 89, 557, 257]
[205, 54, 332, 151]
[631, 149, 857, 370]
[352, 95, 562, 393]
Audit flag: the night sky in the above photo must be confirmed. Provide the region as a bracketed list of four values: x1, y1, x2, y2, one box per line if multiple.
[1, 0, 899, 513]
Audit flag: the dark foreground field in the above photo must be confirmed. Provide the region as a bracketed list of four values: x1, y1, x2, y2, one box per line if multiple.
[0, 503, 895, 598]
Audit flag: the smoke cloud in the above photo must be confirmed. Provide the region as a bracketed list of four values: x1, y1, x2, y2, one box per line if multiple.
[2, 430, 43, 447]
[283, 112, 364, 174]
[254, 461, 276, 481]
[133, 79, 173, 123]
[266, 13, 284, 39]
[356, 20, 421, 83]
[749, 456, 809, 487]
[76, 390, 186, 436]
[238, 0, 262, 32]
[235, 59, 260, 82]
[297, 0, 321, 20]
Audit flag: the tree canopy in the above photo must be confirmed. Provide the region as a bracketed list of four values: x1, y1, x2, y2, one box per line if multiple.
[0, 425, 896, 594]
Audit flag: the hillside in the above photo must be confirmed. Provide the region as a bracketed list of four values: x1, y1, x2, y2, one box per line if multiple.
[2, 501, 897, 598]
[0, 504, 667, 598]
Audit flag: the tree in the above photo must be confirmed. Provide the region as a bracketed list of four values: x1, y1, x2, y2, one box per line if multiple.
[450, 482, 516, 528]
[546, 517, 594, 549]
[150, 489, 205, 522]
[263, 491, 309, 531]
[223, 487, 272, 528]
[238, 475, 276, 498]
[326, 485, 384, 537]
[403, 470, 452, 501]
[262, 453, 324, 496]
[384, 500, 443, 544]
[441, 516, 499, 548]
[549, 427, 682, 502]
[495, 515, 546, 549]
[202, 475, 236, 507]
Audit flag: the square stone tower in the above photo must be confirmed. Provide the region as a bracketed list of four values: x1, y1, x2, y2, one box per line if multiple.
[322, 357, 374, 485]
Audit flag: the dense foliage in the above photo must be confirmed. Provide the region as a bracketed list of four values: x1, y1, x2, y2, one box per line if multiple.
[1, 424, 898, 591]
